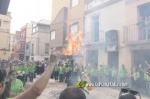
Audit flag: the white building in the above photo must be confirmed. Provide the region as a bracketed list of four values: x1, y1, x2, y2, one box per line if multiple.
[30, 20, 50, 61]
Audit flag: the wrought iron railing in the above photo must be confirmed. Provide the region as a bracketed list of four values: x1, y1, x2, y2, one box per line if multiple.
[123, 24, 150, 43]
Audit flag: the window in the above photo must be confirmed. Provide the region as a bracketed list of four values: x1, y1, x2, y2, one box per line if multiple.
[32, 44, 34, 55]
[33, 27, 36, 33]
[91, 15, 99, 42]
[32, 24, 37, 33]
[71, 0, 79, 7]
[50, 31, 56, 40]
[26, 43, 29, 50]
[22, 31, 25, 38]
[45, 44, 49, 54]
[70, 23, 78, 34]
[22, 43, 25, 51]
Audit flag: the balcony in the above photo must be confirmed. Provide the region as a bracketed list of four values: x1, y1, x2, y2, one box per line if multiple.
[123, 24, 150, 45]
[17, 49, 25, 53]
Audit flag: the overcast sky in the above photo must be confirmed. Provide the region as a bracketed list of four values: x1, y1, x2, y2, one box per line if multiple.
[8, 0, 52, 33]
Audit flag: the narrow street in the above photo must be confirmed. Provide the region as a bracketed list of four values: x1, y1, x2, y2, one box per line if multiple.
[24, 76, 149, 99]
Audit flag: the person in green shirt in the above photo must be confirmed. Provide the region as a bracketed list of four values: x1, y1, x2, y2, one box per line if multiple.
[65, 64, 71, 83]
[119, 64, 127, 83]
[59, 64, 65, 82]
[54, 64, 59, 81]
[90, 66, 98, 83]
[10, 71, 24, 97]
[130, 67, 140, 90]
[98, 65, 104, 82]
[28, 63, 34, 82]
[16, 63, 24, 82]
[111, 67, 118, 82]
[73, 65, 79, 82]
[140, 66, 150, 92]
[84, 68, 90, 75]
[105, 66, 111, 83]
[31, 62, 36, 78]
[21, 64, 28, 86]
[63, 63, 68, 81]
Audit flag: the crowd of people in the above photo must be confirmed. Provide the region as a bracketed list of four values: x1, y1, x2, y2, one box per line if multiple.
[0, 54, 150, 99]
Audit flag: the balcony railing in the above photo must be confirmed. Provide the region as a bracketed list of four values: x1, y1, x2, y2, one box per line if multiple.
[123, 24, 150, 44]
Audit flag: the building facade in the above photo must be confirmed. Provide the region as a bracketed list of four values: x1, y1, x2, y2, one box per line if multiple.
[84, 0, 126, 69]
[123, 0, 150, 74]
[16, 26, 26, 61]
[10, 34, 16, 60]
[30, 20, 50, 61]
[50, 0, 85, 64]
[84, 0, 150, 85]
[0, 12, 11, 60]
[25, 23, 33, 61]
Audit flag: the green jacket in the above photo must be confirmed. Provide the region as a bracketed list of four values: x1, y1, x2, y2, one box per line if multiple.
[99, 67, 104, 76]
[133, 71, 140, 80]
[73, 66, 78, 72]
[112, 69, 117, 77]
[22, 66, 28, 75]
[119, 68, 127, 78]
[59, 67, 65, 74]
[66, 67, 71, 73]
[105, 68, 111, 76]
[54, 65, 59, 71]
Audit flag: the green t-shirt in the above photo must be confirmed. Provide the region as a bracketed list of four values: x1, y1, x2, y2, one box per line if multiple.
[22, 66, 28, 75]
[133, 71, 140, 80]
[73, 66, 78, 72]
[84, 69, 90, 74]
[119, 68, 127, 78]
[54, 65, 59, 71]
[59, 67, 64, 74]
[144, 72, 150, 81]
[11, 79, 23, 95]
[105, 68, 111, 76]
[28, 65, 35, 73]
[30, 65, 35, 73]
[91, 69, 97, 76]
[112, 69, 117, 77]
[18, 65, 23, 71]
[66, 67, 71, 73]
[99, 67, 104, 76]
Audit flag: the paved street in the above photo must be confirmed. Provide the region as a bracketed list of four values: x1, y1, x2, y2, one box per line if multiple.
[24, 76, 150, 99]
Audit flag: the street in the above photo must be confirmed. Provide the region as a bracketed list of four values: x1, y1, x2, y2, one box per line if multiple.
[24, 76, 149, 99]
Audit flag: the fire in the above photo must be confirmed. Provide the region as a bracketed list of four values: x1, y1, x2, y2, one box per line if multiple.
[63, 31, 83, 56]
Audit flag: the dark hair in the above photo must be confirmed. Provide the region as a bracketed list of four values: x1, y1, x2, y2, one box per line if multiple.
[0, 69, 6, 83]
[59, 87, 86, 99]
[0, 69, 11, 99]
[1, 81, 11, 99]
[120, 93, 137, 99]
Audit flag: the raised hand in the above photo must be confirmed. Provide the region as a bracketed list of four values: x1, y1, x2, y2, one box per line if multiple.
[146, 68, 150, 77]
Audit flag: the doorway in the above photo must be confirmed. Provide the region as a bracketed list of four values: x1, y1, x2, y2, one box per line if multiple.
[86, 50, 98, 67]
[108, 51, 119, 68]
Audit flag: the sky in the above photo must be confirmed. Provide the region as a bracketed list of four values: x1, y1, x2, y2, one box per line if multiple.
[8, 0, 52, 33]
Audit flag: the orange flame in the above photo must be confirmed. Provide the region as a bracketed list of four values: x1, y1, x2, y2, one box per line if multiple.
[63, 31, 83, 56]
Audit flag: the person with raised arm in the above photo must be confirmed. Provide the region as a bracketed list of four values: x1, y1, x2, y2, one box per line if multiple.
[0, 53, 57, 99]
